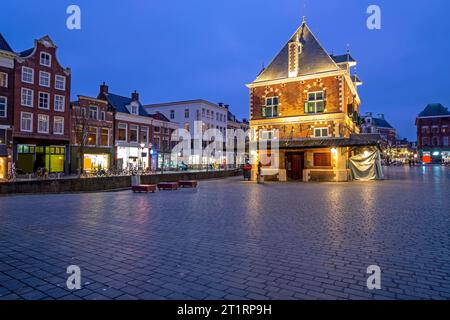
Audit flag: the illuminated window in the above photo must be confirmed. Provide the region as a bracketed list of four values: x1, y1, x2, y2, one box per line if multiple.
[262, 97, 278, 118]
[100, 128, 109, 146]
[140, 126, 148, 144]
[118, 123, 127, 141]
[0, 72, 7, 88]
[130, 125, 138, 142]
[305, 91, 325, 113]
[87, 127, 98, 146]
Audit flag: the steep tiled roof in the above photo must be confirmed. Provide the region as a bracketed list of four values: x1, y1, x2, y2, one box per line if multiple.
[105, 93, 148, 116]
[254, 22, 340, 82]
[372, 118, 394, 129]
[0, 33, 13, 52]
[418, 103, 450, 117]
[19, 48, 34, 57]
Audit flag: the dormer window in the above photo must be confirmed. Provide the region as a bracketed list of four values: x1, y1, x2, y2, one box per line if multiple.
[40, 52, 51, 67]
[131, 105, 138, 115]
[262, 97, 279, 118]
[305, 91, 325, 113]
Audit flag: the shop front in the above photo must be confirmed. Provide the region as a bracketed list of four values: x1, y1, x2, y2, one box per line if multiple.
[116, 146, 150, 170]
[0, 154, 7, 180]
[70, 146, 113, 174]
[16, 144, 67, 174]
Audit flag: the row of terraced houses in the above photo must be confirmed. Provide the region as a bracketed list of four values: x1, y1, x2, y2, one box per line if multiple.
[0, 34, 248, 179]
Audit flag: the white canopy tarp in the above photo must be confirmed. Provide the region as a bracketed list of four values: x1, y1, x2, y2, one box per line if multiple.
[349, 148, 384, 181]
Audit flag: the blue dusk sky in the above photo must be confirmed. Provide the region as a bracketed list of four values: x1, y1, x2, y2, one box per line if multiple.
[1, 0, 449, 140]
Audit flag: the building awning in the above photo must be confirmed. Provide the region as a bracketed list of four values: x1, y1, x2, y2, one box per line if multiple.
[276, 134, 382, 150]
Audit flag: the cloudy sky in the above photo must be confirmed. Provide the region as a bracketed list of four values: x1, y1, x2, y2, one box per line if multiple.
[1, 0, 449, 139]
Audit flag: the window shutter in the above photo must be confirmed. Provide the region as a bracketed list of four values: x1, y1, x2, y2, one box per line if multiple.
[262, 107, 266, 117]
[304, 102, 309, 113]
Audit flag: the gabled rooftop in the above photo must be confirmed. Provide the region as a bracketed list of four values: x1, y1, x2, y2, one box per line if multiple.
[418, 103, 450, 118]
[253, 21, 341, 83]
[0, 33, 13, 53]
[104, 92, 148, 117]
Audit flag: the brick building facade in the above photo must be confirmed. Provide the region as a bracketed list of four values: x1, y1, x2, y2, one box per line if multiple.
[12, 36, 71, 174]
[70, 95, 114, 174]
[416, 103, 450, 163]
[248, 20, 371, 182]
[97, 83, 178, 171]
[0, 34, 15, 180]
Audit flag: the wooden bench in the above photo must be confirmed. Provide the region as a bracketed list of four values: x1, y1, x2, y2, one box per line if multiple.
[132, 184, 157, 193]
[178, 180, 198, 188]
[157, 182, 179, 191]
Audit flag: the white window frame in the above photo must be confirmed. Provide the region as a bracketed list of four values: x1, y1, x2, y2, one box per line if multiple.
[21, 88, 33, 107]
[40, 52, 52, 67]
[22, 67, 34, 84]
[306, 91, 325, 113]
[0, 72, 8, 88]
[39, 71, 51, 87]
[263, 97, 279, 118]
[37, 114, 50, 134]
[20, 112, 33, 132]
[89, 106, 98, 120]
[100, 111, 106, 121]
[140, 126, 149, 145]
[0, 96, 7, 118]
[55, 75, 66, 91]
[129, 124, 138, 143]
[314, 127, 330, 138]
[54, 95, 65, 112]
[53, 116, 64, 135]
[117, 123, 128, 141]
[100, 127, 110, 146]
[130, 105, 138, 115]
[38, 92, 50, 110]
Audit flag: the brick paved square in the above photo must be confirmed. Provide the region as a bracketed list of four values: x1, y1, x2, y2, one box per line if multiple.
[0, 167, 449, 300]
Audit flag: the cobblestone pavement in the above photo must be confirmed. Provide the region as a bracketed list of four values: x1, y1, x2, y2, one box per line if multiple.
[0, 166, 449, 300]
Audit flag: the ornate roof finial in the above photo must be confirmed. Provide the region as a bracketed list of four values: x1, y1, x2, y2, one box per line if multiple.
[346, 43, 350, 54]
[302, 16, 307, 24]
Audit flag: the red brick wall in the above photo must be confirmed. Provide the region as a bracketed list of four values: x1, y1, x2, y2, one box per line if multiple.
[417, 117, 450, 149]
[13, 40, 71, 142]
[71, 97, 114, 145]
[0, 64, 14, 127]
[250, 76, 357, 120]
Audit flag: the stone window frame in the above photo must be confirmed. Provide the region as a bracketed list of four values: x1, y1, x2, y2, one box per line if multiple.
[262, 96, 279, 118]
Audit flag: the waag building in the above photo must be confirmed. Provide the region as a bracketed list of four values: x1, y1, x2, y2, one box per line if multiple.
[247, 20, 382, 182]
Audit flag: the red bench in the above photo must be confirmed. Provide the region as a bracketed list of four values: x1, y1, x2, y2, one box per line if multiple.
[178, 180, 198, 188]
[157, 182, 179, 190]
[132, 184, 157, 193]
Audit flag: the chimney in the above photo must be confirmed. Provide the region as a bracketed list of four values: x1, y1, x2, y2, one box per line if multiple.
[100, 82, 109, 94]
[218, 102, 224, 107]
[224, 104, 229, 110]
[365, 112, 372, 117]
[377, 113, 385, 120]
[131, 90, 139, 101]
